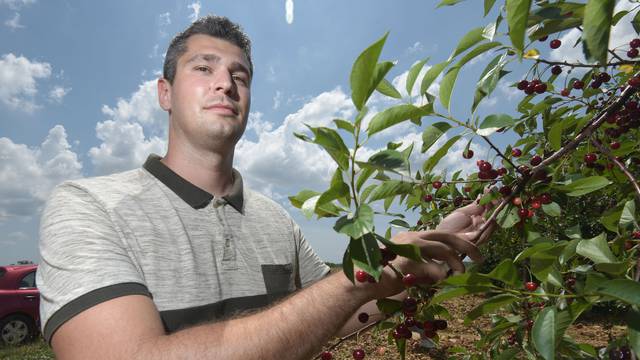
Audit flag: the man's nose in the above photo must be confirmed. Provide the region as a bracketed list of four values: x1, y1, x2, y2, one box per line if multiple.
[212, 68, 234, 94]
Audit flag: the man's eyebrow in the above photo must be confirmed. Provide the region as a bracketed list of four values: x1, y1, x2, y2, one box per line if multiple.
[185, 53, 250, 75]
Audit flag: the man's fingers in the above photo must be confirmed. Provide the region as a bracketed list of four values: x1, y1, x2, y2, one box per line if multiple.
[416, 240, 466, 274]
[415, 230, 483, 263]
[475, 220, 497, 247]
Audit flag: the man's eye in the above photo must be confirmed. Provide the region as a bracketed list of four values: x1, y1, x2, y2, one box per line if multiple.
[195, 66, 211, 73]
[232, 74, 248, 84]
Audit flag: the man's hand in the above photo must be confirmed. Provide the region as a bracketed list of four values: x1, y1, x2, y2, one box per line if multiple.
[435, 200, 497, 245]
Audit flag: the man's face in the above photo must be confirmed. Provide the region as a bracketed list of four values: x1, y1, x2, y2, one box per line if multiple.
[159, 34, 252, 152]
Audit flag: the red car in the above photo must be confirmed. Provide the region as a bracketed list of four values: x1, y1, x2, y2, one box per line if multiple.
[0, 264, 39, 345]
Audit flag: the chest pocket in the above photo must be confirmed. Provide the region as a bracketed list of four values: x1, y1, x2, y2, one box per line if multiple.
[262, 263, 296, 301]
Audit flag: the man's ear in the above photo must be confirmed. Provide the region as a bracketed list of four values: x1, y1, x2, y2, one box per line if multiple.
[158, 77, 172, 112]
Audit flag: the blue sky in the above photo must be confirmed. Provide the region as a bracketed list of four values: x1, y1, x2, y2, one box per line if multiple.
[0, 0, 637, 265]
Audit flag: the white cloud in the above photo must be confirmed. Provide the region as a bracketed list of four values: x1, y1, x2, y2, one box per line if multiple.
[1, 232, 28, 246]
[550, 1, 638, 64]
[48, 86, 70, 103]
[478, 79, 520, 109]
[285, 0, 294, 24]
[0, 0, 35, 10]
[0, 53, 52, 112]
[273, 90, 282, 110]
[235, 88, 354, 198]
[4, 12, 23, 30]
[405, 42, 424, 56]
[188, 2, 201, 22]
[0, 125, 82, 222]
[91, 80, 167, 175]
[158, 12, 171, 26]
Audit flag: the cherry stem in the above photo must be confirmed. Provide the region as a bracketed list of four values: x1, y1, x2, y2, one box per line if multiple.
[480, 135, 523, 175]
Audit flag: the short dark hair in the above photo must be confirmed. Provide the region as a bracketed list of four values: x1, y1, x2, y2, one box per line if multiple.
[163, 15, 253, 84]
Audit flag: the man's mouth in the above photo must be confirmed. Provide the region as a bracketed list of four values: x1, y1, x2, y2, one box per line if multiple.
[203, 104, 238, 115]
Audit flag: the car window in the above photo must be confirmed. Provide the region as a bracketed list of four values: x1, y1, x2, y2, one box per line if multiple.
[19, 271, 36, 288]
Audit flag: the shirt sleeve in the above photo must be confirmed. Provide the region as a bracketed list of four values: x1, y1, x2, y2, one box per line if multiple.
[292, 220, 330, 289]
[37, 182, 151, 344]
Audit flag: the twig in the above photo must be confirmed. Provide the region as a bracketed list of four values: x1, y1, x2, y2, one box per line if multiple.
[480, 135, 523, 175]
[534, 58, 636, 68]
[590, 138, 640, 203]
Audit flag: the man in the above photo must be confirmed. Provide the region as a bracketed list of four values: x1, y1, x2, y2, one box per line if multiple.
[37, 15, 492, 359]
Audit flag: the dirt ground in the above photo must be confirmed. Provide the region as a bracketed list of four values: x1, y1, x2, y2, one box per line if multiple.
[321, 295, 625, 360]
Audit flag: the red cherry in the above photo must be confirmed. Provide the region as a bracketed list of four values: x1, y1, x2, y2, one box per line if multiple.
[497, 167, 507, 176]
[518, 208, 529, 219]
[628, 48, 639, 58]
[517, 80, 529, 90]
[355, 270, 369, 283]
[423, 194, 433, 202]
[432, 181, 443, 189]
[550, 39, 561, 49]
[631, 38, 640, 48]
[531, 200, 541, 209]
[321, 351, 333, 360]
[358, 312, 369, 323]
[512, 197, 522, 206]
[404, 316, 416, 328]
[565, 277, 576, 287]
[584, 153, 597, 163]
[525, 281, 538, 291]
[528, 209, 535, 218]
[626, 241, 635, 251]
[525, 83, 536, 95]
[573, 80, 584, 90]
[463, 186, 472, 193]
[633, 231, 640, 239]
[352, 348, 366, 360]
[539, 35, 548, 42]
[551, 65, 562, 75]
[479, 162, 492, 172]
[560, 88, 570, 96]
[463, 149, 474, 159]
[402, 273, 417, 287]
[628, 77, 640, 88]
[534, 83, 547, 94]
[511, 148, 522, 157]
[499, 186, 512, 197]
[530, 155, 542, 166]
[434, 319, 448, 330]
[598, 72, 611, 82]
[610, 142, 621, 150]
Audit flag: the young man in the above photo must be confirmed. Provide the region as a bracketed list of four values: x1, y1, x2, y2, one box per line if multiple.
[37, 15, 492, 359]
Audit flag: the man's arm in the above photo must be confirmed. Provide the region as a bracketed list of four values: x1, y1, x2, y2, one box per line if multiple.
[52, 271, 371, 360]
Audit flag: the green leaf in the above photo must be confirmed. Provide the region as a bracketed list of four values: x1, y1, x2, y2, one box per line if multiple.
[532, 307, 556, 360]
[406, 58, 428, 96]
[367, 104, 433, 137]
[436, 0, 467, 8]
[376, 78, 403, 99]
[301, 195, 321, 219]
[350, 32, 390, 111]
[595, 279, 640, 305]
[633, 11, 640, 34]
[486, 259, 519, 287]
[342, 246, 354, 283]
[620, 199, 637, 228]
[600, 207, 623, 234]
[375, 233, 423, 262]
[495, 348, 520, 360]
[317, 168, 350, 209]
[515, 242, 554, 262]
[421, 122, 452, 153]
[306, 125, 351, 170]
[558, 176, 612, 196]
[465, 294, 519, 324]
[472, 52, 510, 112]
[542, 202, 561, 217]
[376, 298, 403, 314]
[449, 27, 485, 61]
[431, 285, 492, 304]
[497, 205, 520, 229]
[367, 180, 414, 202]
[612, 10, 630, 26]
[349, 233, 383, 279]
[576, 233, 617, 264]
[484, 0, 497, 16]
[289, 189, 320, 209]
[367, 149, 407, 172]
[333, 204, 374, 239]
[477, 114, 515, 136]
[547, 120, 563, 151]
[356, 167, 374, 193]
[440, 42, 501, 110]
[505, 0, 532, 55]
[420, 61, 450, 95]
[334, 119, 355, 134]
[422, 135, 461, 172]
[628, 307, 640, 358]
[582, 0, 615, 65]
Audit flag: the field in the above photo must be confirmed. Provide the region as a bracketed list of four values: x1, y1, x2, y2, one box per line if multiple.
[0, 295, 624, 360]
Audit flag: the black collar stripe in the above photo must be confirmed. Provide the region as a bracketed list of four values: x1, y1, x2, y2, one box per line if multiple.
[143, 154, 244, 213]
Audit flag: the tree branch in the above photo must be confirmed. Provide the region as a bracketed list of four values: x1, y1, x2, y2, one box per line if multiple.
[534, 58, 636, 68]
[590, 138, 640, 203]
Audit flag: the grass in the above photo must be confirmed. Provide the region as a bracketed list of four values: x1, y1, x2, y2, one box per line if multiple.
[0, 337, 54, 360]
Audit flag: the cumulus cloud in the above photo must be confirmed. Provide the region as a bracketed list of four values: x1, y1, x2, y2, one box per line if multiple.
[188, 1, 201, 22]
[0, 0, 35, 10]
[405, 42, 424, 56]
[0, 53, 52, 112]
[235, 88, 354, 199]
[0, 125, 82, 222]
[90, 80, 167, 175]
[273, 90, 282, 110]
[550, 1, 638, 64]
[285, 0, 294, 24]
[48, 86, 70, 103]
[4, 12, 23, 30]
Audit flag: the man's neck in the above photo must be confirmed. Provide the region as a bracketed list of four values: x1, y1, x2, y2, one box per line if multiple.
[160, 147, 235, 198]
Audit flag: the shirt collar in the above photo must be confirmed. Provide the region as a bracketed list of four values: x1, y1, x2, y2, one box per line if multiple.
[143, 154, 244, 213]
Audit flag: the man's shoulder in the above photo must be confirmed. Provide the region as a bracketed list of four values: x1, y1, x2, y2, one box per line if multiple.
[243, 187, 292, 219]
[53, 168, 152, 205]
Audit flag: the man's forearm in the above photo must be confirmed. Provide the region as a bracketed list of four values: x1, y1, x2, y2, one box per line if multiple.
[138, 271, 370, 360]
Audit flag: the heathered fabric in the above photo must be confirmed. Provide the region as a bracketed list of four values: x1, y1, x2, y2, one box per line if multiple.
[37, 155, 330, 343]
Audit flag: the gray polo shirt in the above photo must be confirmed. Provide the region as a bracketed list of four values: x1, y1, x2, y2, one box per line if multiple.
[37, 154, 330, 343]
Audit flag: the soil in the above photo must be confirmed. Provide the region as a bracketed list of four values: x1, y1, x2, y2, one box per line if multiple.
[320, 295, 626, 360]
